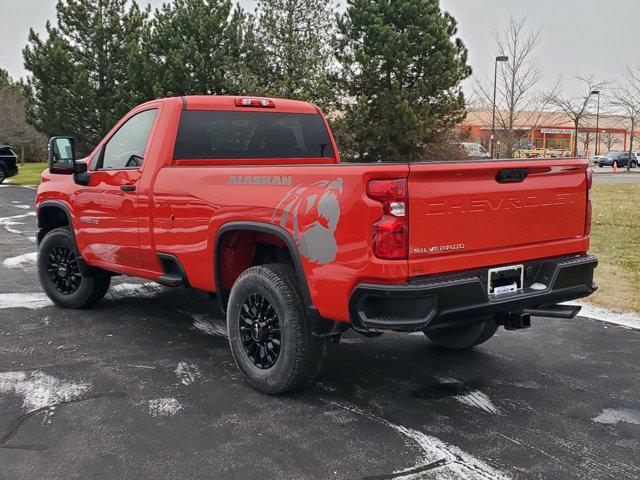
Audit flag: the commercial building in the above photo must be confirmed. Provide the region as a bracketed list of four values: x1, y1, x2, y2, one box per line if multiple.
[460, 109, 640, 157]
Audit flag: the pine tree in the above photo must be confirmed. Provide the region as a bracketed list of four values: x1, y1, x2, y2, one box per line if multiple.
[251, 0, 338, 109]
[336, 0, 471, 161]
[23, 0, 150, 154]
[0, 68, 13, 89]
[144, 0, 252, 97]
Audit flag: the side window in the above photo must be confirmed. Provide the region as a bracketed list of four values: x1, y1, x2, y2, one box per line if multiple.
[100, 109, 157, 170]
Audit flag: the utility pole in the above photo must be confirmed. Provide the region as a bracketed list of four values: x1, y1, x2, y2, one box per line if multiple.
[591, 90, 601, 156]
[491, 55, 509, 158]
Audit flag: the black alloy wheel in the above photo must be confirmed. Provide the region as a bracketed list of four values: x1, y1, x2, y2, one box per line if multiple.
[47, 245, 82, 295]
[239, 293, 282, 369]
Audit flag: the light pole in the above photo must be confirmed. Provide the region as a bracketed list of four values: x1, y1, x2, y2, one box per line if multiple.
[591, 90, 601, 156]
[491, 55, 509, 158]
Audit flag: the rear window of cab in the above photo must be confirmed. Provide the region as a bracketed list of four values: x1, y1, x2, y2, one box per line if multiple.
[173, 111, 335, 160]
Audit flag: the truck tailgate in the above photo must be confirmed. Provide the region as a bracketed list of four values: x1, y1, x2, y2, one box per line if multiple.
[407, 159, 590, 277]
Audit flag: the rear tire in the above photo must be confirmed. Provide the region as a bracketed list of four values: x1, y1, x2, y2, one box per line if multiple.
[227, 264, 326, 395]
[38, 227, 111, 309]
[0, 167, 6, 184]
[424, 321, 499, 350]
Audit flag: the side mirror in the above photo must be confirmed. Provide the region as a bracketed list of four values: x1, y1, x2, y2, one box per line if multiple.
[48, 136, 76, 174]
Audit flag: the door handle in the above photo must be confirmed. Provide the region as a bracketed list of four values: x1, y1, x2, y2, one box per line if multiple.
[120, 184, 136, 191]
[496, 169, 528, 183]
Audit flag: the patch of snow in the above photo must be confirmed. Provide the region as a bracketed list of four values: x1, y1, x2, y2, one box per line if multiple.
[148, 397, 183, 416]
[188, 313, 228, 338]
[593, 408, 640, 426]
[453, 390, 501, 415]
[12, 204, 31, 210]
[0, 370, 90, 412]
[510, 381, 540, 390]
[340, 337, 364, 345]
[0, 211, 35, 235]
[0, 292, 52, 309]
[107, 282, 166, 300]
[0, 283, 165, 311]
[570, 302, 640, 330]
[321, 399, 511, 480]
[28, 236, 37, 243]
[440, 377, 501, 415]
[175, 361, 201, 386]
[3, 251, 37, 268]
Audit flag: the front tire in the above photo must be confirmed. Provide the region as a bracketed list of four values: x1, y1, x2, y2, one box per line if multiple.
[0, 167, 6, 184]
[227, 264, 326, 395]
[424, 321, 499, 350]
[38, 227, 111, 309]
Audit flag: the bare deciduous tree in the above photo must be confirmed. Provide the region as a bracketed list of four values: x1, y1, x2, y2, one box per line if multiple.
[474, 17, 550, 157]
[0, 85, 44, 164]
[545, 76, 606, 157]
[600, 131, 620, 153]
[609, 67, 640, 171]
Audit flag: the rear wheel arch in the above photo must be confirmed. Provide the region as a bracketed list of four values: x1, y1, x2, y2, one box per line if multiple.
[214, 222, 313, 312]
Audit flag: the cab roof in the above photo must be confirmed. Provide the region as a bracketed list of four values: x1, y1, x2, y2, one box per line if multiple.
[178, 95, 320, 114]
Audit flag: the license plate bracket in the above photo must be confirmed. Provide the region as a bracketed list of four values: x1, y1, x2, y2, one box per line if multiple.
[488, 264, 524, 296]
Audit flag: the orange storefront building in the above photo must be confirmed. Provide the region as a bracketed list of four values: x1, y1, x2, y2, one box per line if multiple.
[461, 109, 640, 157]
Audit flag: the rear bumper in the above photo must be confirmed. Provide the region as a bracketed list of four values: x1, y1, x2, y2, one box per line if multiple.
[349, 254, 598, 332]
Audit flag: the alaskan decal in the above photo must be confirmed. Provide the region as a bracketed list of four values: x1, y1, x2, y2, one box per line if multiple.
[271, 178, 343, 265]
[229, 175, 292, 186]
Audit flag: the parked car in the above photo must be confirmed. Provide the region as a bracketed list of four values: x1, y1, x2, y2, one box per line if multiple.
[0, 145, 19, 183]
[36, 96, 598, 394]
[595, 151, 638, 168]
[459, 142, 491, 159]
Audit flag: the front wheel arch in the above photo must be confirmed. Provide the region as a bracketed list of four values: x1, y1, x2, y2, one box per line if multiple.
[37, 201, 73, 244]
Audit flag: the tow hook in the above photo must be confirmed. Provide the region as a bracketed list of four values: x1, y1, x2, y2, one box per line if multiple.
[497, 312, 532, 331]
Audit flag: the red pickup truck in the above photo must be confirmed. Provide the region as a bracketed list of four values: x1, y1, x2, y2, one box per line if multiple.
[37, 96, 597, 394]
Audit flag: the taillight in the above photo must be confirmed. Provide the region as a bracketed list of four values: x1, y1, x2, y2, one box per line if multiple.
[367, 179, 408, 260]
[235, 97, 276, 108]
[585, 169, 592, 236]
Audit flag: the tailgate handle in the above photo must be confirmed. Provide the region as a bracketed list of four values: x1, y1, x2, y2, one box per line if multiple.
[496, 169, 528, 183]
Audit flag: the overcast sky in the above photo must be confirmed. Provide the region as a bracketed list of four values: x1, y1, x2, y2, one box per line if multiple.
[2, 0, 638, 97]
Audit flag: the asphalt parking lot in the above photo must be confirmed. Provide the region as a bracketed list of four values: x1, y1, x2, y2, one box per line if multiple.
[1, 184, 639, 480]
